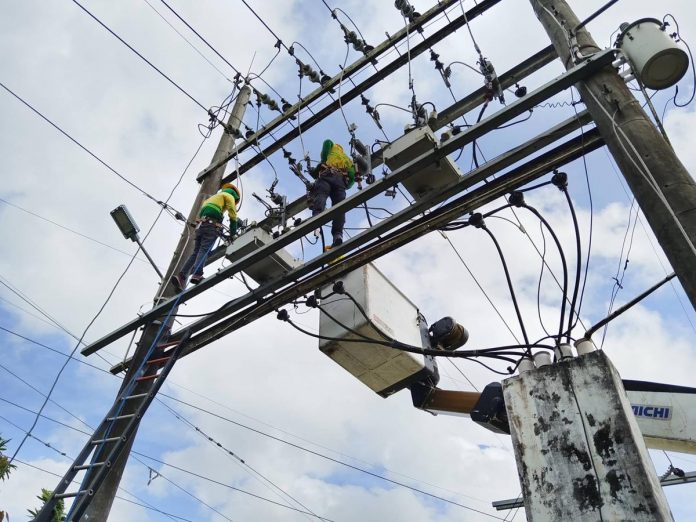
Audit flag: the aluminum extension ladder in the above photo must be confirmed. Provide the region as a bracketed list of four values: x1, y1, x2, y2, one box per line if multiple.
[33, 329, 192, 522]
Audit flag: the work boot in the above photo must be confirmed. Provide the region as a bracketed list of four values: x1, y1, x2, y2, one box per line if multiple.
[171, 274, 185, 291]
[190, 274, 204, 285]
[332, 237, 343, 248]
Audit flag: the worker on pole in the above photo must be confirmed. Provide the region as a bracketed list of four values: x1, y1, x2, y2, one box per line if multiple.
[308, 139, 356, 251]
[172, 182, 241, 289]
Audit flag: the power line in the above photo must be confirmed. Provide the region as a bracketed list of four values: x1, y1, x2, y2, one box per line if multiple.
[133, 453, 333, 521]
[157, 400, 326, 521]
[439, 231, 522, 344]
[2, 394, 333, 520]
[8, 419, 229, 522]
[2, 307, 501, 512]
[158, 0, 242, 78]
[161, 396, 503, 517]
[141, 0, 236, 84]
[0, 197, 150, 263]
[0, 325, 109, 375]
[13, 459, 189, 522]
[5, 124, 206, 468]
[71, 0, 209, 113]
[1, 318, 329, 519]
[0, 81, 183, 216]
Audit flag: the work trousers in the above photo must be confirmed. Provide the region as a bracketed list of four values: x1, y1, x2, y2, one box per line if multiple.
[308, 172, 347, 244]
[179, 221, 220, 279]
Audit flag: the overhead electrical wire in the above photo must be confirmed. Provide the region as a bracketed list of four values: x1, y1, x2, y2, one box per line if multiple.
[71, 0, 209, 113]
[3, 352, 494, 520]
[141, 0, 236, 83]
[0, 81, 185, 219]
[7, 118, 207, 468]
[587, 87, 696, 259]
[133, 454, 333, 521]
[0, 197, 151, 264]
[600, 200, 640, 347]
[517, 202, 570, 343]
[1, 323, 500, 514]
[13, 459, 189, 522]
[2, 358, 328, 521]
[438, 231, 521, 344]
[163, 392, 504, 520]
[475, 221, 531, 347]
[155, 401, 328, 522]
[534, 221, 553, 339]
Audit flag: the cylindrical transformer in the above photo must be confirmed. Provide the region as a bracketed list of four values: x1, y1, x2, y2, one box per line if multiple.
[617, 18, 689, 89]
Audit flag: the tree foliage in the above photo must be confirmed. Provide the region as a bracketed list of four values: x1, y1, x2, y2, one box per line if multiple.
[27, 489, 65, 522]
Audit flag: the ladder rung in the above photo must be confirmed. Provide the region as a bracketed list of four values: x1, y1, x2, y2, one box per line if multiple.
[107, 413, 135, 422]
[92, 437, 122, 445]
[74, 462, 108, 471]
[122, 393, 148, 401]
[54, 489, 91, 499]
[146, 356, 171, 365]
[135, 373, 160, 382]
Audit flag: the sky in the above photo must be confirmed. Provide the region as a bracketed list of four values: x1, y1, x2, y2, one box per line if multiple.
[1, 0, 696, 520]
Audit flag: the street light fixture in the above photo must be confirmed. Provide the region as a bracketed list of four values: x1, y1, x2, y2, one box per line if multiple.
[110, 205, 164, 280]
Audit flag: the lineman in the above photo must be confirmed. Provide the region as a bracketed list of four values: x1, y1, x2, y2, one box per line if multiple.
[172, 183, 241, 290]
[308, 139, 356, 250]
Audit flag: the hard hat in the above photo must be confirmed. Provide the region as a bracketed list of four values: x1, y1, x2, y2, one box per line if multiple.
[221, 183, 241, 202]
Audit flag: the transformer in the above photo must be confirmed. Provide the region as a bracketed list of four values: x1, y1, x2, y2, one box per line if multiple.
[225, 227, 301, 285]
[318, 263, 438, 397]
[382, 126, 463, 201]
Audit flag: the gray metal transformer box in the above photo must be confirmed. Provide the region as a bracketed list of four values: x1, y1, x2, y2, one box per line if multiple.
[318, 263, 436, 397]
[225, 227, 301, 285]
[382, 126, 462, 201]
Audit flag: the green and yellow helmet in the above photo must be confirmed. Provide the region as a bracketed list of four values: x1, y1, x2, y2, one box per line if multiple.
[221, 183, 241, 202]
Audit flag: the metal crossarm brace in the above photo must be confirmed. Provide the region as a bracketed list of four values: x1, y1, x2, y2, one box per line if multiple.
[216, 0, 502, 184]
[111, 114, 599, 373]
[197, 0, 486, 182]
[204, 44, 558, 268]
[370, 45, 559, 169]
[84, 48, 614, 358]
[172, 127, 604, 358]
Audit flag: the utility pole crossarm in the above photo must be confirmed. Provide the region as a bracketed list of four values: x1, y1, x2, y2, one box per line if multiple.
[218, 0, 503, 184]
[106, 123, 602, 372]
[83, 50, 614, 358]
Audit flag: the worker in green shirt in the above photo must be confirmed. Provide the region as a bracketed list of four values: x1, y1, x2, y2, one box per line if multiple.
[308, 139, 356, 250]
[172, 183, 241, 290]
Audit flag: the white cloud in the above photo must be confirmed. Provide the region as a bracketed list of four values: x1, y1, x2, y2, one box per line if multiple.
[2, 0, 696, 520]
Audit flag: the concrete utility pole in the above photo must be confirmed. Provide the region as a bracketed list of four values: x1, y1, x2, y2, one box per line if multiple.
[504, 348, 672, 521]
[530, 0, 696, 310]
[82, 85, 251, 521]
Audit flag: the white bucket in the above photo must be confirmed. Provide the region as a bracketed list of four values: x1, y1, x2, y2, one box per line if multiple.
[618, 18, 689, 90]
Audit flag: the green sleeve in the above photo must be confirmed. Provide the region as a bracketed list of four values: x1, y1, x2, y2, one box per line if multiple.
[224, 193, 237, 222]
[230, 220, 238, 234]
[320, 139, 334, 163]
[345, 165, 355, 189]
